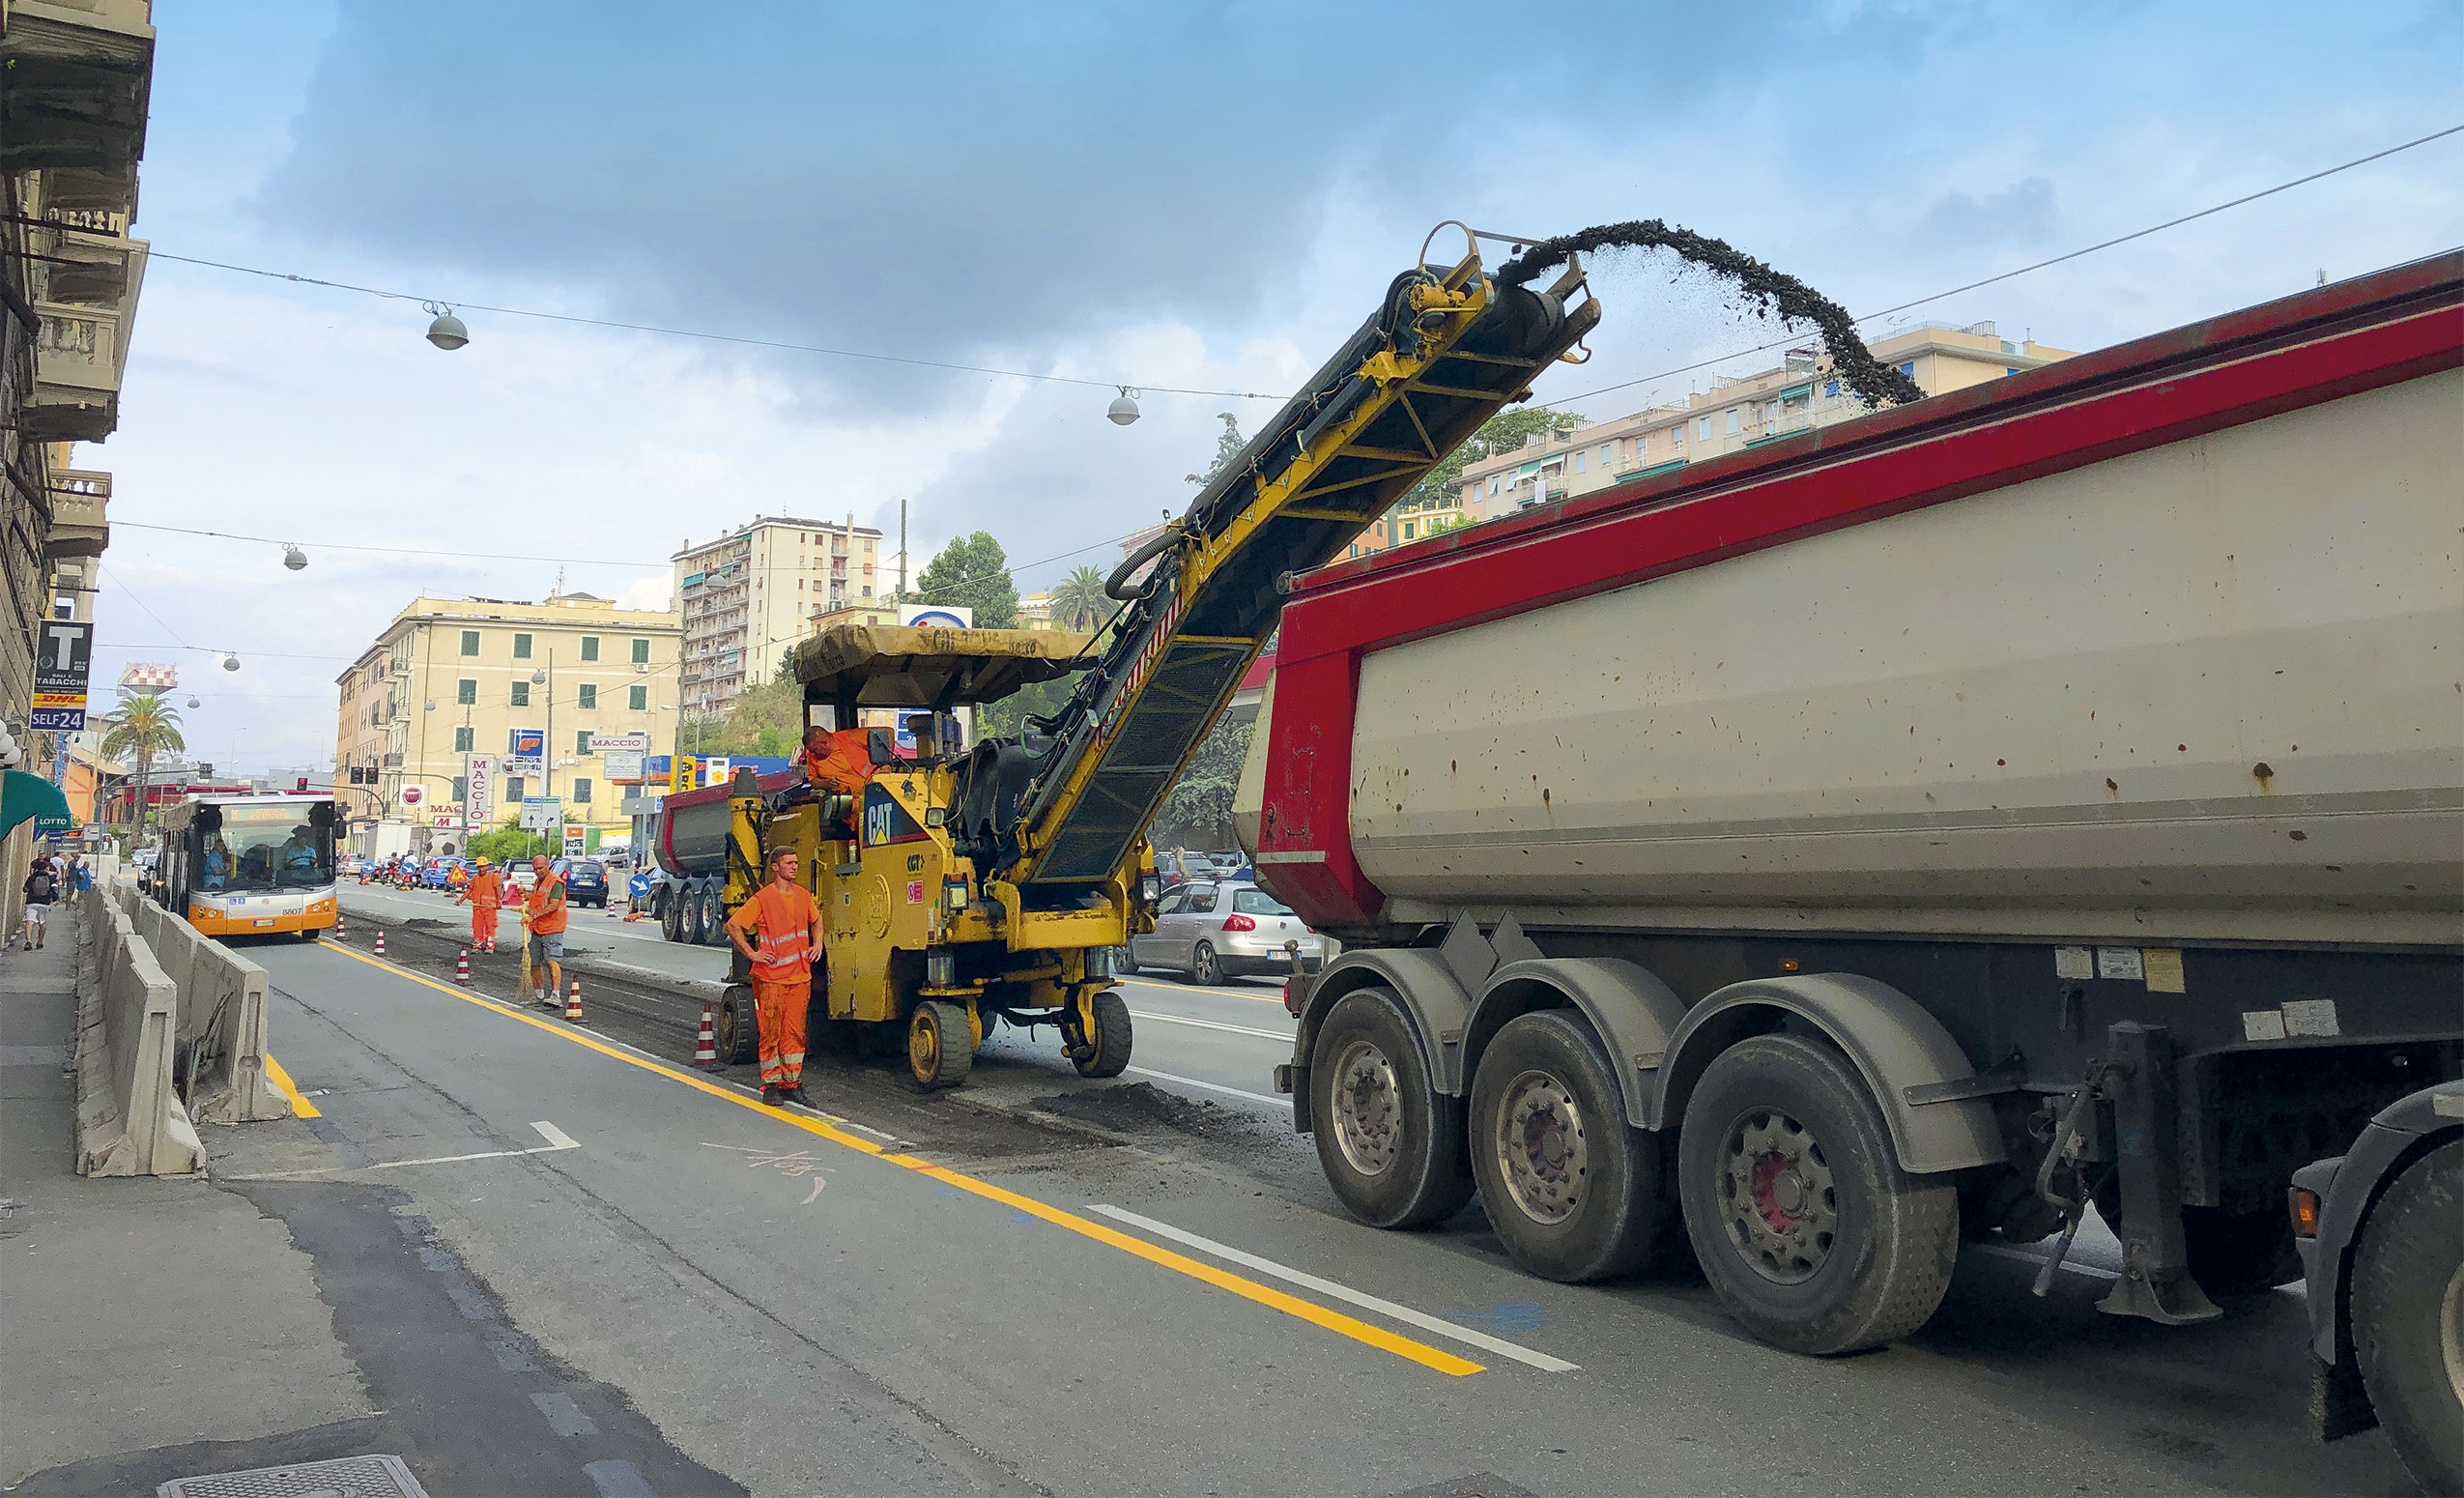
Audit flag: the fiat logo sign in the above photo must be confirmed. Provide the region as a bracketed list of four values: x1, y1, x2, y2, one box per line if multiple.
[400, 785, 424, 805]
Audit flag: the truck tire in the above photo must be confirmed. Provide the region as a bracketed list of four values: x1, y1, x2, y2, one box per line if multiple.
[702, 886, 730, 945]
[1678, 1033, 1959, 1355]
[716, 984, 760, 1066]
[1309, 987, 1472, 1230]
[1071, 990, 1132, 1079]
[1469, 1009, 1668, 1282]
[909, 1000, 975, 1089]
[660, 891, 682, 943]
[2351, 1139, 2463, 1497]
[678, 887, 706, 945]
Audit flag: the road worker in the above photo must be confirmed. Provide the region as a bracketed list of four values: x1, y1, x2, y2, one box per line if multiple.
[724, 845, 821, 1107]
[523, 853, 568, 1007]
[797, 721, 877, 799]
[457, 856, 505, 952]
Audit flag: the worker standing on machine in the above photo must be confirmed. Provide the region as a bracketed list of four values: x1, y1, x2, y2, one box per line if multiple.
[457, 856, 504, 952]
[725, 845, 822, 1107]
[797, 721, 875, 798]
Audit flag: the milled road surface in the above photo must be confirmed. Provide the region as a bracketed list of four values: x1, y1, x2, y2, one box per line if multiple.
[27, 900, 2421, 1496]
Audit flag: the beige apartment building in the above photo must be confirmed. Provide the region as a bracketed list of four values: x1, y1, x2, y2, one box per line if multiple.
[1345, 320, 2076, 560]
[333, 592, 681, 855]
[673, 515, 883, 719]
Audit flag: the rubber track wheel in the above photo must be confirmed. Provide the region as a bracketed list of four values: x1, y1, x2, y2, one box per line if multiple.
[2351, 1138, 2463, 1496]
[1072, 990, 1132, 1079]
[719, 986, 760, 1066]
[1678, 1033, 1959, 1355]
[1308, 987, 1472, 1230]
[1468, 1009, 1664, 1283]
[910, 1000, 974, 1089]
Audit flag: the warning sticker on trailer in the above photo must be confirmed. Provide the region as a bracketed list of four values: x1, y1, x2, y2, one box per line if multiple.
[2281, 999, 2341, 1037]
[2053, 947, 2093, 981]
[2141, 949, 2186, 994]
[2095, 947, 2144, 982]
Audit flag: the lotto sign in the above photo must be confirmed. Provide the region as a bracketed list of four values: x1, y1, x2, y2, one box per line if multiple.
[31, 620, 93, 732]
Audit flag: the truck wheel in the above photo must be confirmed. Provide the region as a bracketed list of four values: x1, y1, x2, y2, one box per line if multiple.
[1071, 990, 1132, 1079]
[717, 985, 760, 1066]
[1309, 987, 1472, 1230]
[1469, 1010, 1667, 1282]
[679, 888, 706, 945]
[1192, 942, 1220, 987]
[2183, 1204, 2301, 1295]
[1678, 1034, 1958, 1355]
[2351, 1139, 2463, 1497]
[908, 1001, 975, 1089]
[660, 892, 682, 943]
[700, 887, 729, 946]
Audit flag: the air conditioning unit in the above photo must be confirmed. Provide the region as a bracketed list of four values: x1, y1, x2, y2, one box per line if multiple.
[383, 752, 404, 768]
[633, 662, 649, 674]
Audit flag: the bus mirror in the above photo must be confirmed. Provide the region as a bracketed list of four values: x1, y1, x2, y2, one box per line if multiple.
[196, 805, 223, 832]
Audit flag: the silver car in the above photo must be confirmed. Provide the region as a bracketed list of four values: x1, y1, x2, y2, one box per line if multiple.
[1125, 880, 1323, 985]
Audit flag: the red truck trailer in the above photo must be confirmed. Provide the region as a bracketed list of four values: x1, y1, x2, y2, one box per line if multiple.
[1242, 254, 2463, 1363]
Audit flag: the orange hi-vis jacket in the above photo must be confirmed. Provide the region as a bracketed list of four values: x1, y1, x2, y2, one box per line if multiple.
[526, 874, 568, 935]
[466, 870, 505, 909]
[728, 882, 821, 985]
[801, 729, 876, 799]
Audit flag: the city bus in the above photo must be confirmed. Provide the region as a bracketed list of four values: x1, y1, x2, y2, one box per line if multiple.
[152, 792, 340, 939]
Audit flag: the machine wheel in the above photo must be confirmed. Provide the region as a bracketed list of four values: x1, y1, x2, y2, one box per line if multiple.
[1116, 942, 1139, 976]
[716, 984, 760, 1067]
[1191, 942, 1220, 987]
[660, 891, 683, 943]
[1678, 1034, 1958, 1355]
[700, 886, 728, 945]
[1067, 990, 1132, 1079]
[2351, 1139, 2464, 1497]
[2182, 1204, 2302, 1295]
[1468, 1009, 1668, 1282]
[908, 1001, 975, 1089]
[299, 928, 324, 942]
[971, 1006, 1000, 1053]
[1308, 987, 1472, 1230]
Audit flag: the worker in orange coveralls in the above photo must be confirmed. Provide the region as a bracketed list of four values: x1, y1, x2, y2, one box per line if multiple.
[725, 845, 822, 1107]
[455, 856, 505, 952]
[798, 722, 877, 798]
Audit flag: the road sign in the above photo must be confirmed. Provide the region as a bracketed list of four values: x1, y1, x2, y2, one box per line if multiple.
[603, 750, 644, 783]
[32, 620, 93, 732]
[508, 727, 545, 777]
[519, 796, 562, 831]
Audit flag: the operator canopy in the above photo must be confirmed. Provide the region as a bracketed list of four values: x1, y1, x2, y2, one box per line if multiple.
[795, 624, 1093, 709]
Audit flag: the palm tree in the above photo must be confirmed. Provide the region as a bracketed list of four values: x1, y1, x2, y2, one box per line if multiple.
[99, 689, 185, 837]
[1050, 564, 1110, 633]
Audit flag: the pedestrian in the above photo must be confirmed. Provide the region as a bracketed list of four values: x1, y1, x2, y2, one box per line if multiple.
[458, 855, 505, 952]
[724, 845, 821, 1107]
[521, 853, 567, 1007]
[21, 857, 57, 951]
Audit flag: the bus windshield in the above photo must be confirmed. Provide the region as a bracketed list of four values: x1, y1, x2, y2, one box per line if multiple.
[196, 805, 333, 893]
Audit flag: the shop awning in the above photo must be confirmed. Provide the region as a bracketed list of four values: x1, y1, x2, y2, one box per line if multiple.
[0, 769, 73, 838]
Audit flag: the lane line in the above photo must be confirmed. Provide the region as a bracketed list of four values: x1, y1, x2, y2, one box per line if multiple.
[263, 1054, 321, 1117]
[1970, 1242, 2123, 1281]
[223, 1119, 584, 1180]
[311, 941, 1481, 1376]
[1126, 1010, 1292, 1042]
[1089, 1205, 1579, 1373]
[1127, 1066, 1286, 1109]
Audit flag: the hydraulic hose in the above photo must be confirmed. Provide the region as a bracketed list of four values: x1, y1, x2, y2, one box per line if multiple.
[1105, 527, 1181, 600]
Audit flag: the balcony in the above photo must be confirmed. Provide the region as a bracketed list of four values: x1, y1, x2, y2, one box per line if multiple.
[43, 468, 108, 558]
[0, 1, 155, 187]
[28, 290, 140, 442]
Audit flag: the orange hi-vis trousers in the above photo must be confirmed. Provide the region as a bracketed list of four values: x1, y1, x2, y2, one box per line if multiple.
[471, 905, 500, 948]
[754, 977, 809, 1088]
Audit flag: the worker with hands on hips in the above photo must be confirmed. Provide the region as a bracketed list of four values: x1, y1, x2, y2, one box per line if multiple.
[725, 845, 823, 1107]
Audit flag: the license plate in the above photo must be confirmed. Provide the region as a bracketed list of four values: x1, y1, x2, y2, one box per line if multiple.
[253, 918, 275, 927]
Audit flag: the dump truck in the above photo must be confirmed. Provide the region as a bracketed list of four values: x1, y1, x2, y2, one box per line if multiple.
[688, 231, 1600, 1087]
[1242, 253, 2464, 1355]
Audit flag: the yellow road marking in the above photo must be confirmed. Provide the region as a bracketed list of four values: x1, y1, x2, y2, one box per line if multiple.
[264, 1054, 320, 1117]
[319, 942, 1480, 1376]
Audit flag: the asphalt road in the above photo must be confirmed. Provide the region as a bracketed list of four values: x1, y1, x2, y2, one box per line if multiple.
[121, 906, 2415, 1498]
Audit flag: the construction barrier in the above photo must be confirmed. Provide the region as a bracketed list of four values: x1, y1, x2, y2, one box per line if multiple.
[74, 885, 207, 1177]
[129, 899, 286, 1125]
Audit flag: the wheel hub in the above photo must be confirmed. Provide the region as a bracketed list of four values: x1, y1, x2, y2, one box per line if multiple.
[1495, 1071, 1587, 1225]
[1330, 1038, 1401, 1177]
[1719, 1109, 1838, 1284]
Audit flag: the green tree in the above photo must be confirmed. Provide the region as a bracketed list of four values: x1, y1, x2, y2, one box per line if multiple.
[1186, 413, 1246, 486]
[100, 690, 185, 835]
[702, 648, 803, 758]
[1395, 404, 1583, 514]
[467, 817, 553, 865]
[917, 532, 1019, 629]
[1151, 715, 1251, 849]
[1049, 563, 1110, 633]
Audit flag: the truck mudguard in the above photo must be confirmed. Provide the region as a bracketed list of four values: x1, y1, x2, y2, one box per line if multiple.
[1649, 973, 2005, 1174]
[1293, 949, 1473, 1134]
[1471, 958, 1690, 1126]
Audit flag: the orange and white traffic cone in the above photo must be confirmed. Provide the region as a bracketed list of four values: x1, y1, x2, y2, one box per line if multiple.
[334, 909, 346, 938]
[373, 930, 386, 958]
[564, 981, 583, 1022]
[456, 947, 471, 985]
[694, 1004, 717, 1069]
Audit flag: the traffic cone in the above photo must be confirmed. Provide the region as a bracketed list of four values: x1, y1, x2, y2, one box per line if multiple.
[564, 981, 583, 1022]
[694, 1004, 717, 1069]
[373, 930, 386, 958]
[335, 909, 346, 937]
[456, 947, 471, 985]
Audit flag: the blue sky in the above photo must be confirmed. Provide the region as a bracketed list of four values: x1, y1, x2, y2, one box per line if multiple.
[92, 0, 2464, 771]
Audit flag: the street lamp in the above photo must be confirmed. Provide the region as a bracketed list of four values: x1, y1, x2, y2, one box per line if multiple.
[1107, 387, 1141, 426]
[282, 544, 308, 571]
[220, 652, 241, 673]
[423, 302, 470, 351]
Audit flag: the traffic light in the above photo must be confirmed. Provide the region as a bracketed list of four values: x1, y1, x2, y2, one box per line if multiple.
[296, 777, 309, 792]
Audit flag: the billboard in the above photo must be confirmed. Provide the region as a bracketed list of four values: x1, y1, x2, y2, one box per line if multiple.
[466, 754, 491, 827]
[32, 620, 94, 732]
[899, 602, 973, 629]
[508, 727, 544, 777]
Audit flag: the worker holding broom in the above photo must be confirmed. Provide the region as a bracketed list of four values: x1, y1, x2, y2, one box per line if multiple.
[724, 845, 822, 1107]
[522, 853, 568, 1008]
[455, 856, 505, 952]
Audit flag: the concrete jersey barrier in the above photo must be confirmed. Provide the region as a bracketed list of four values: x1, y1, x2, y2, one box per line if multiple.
[115, 885, 286, 1125]
[74, 885, 207, 1177]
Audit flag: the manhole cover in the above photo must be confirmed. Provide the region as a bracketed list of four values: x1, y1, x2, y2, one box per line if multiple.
[158, 1453, 429, 1498]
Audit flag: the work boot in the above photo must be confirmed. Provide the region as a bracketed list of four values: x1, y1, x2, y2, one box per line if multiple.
[783, 1083, 810, 1107]
[762, 1085, 788, 1107]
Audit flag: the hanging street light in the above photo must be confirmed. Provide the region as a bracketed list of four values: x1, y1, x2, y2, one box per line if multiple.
[422, 301, 470, 351]
[1107, 387, 1141, 426]
[220, 652, 241, 673]
[282, 544, 308, 571]
[186, 695, 200, 708]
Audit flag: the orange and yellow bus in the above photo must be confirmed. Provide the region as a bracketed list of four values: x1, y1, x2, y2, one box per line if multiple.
[152, 792, 339, 939]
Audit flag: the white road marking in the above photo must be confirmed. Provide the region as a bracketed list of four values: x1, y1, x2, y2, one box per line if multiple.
[221, 1120, 582, 1180]
[1088, 1204, 1580, 1373]
[1969, 1242, 2122, 1281]
[1126, 1009, 1292, 1042]
[1126, 1066, 1287, 1108]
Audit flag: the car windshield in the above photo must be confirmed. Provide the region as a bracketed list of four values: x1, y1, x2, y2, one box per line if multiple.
[1231, 888, 1291, 915]
[197, 805, 332, 892]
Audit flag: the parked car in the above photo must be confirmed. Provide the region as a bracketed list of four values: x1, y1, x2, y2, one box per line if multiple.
[421, 857, 466, 890]
[1151, 850, 1219, 887]
[1122, 879, 1322, 985]
[562, 859, 610, 908]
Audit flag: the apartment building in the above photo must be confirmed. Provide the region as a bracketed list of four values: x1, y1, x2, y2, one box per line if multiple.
[673, 515, 883, 718]
[1344, 320, 2076, 560]
[333, 592, 681, 855]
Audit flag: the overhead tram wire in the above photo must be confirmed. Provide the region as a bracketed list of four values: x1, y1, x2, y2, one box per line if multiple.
[1547, 121, 2464, 410]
